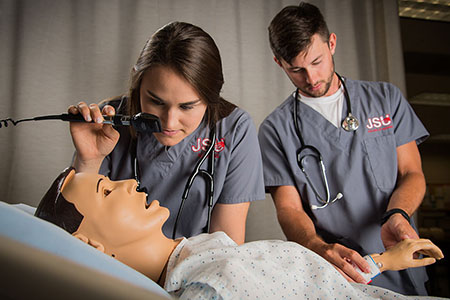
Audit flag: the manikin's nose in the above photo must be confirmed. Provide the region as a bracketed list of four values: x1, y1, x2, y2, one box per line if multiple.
[122, 179, 138, 194]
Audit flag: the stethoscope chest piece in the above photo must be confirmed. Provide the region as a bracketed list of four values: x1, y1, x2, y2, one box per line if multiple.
[342, 113, 359, 132]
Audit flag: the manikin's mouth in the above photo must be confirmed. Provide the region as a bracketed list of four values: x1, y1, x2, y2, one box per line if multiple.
[145, 194, 150, 209]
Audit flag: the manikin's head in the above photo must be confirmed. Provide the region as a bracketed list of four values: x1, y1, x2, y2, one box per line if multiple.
[60, 170, 169, 248]
[35, 168, 177, 282]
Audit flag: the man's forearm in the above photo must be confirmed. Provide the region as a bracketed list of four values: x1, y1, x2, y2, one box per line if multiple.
[276, 207, 326, 250]
[271, 185, 328, 252]
[387, 171, 425, 216]
[387, 141, 426, 217]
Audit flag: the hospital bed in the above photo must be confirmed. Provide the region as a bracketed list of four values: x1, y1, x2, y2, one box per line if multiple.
[0, 201, 173, 299]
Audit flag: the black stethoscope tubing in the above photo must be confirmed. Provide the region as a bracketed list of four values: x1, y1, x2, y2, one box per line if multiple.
[293, 73, 357, 209]
[134, 126, 216, 239]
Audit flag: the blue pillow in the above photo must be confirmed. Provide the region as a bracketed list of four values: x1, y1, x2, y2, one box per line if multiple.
[0, 201, 171, 299]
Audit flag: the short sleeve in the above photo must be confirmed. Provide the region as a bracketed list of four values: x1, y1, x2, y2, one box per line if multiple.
[217, 113, 265, 203]
[258, 116, 296, 189]
[388, 83, 429, 146]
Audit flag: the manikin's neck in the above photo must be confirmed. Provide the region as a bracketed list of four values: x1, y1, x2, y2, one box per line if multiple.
[143, 237, 181, 285]
[102, 233, 181, 285]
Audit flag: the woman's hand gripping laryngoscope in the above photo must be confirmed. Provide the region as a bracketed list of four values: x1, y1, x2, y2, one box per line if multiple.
[68, 102, 120, 174]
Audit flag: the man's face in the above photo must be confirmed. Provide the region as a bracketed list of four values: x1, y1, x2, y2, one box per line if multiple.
[61, 172, 169, 248]
[277, 33, 338, 98]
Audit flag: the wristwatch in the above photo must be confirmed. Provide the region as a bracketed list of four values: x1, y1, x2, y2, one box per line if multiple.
[381, 208, 410, 226]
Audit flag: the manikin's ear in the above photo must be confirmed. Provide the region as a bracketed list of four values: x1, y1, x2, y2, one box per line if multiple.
[73, 233, 105, 253]
[273, 56, 283, 67]
[60, 169, 76, 193]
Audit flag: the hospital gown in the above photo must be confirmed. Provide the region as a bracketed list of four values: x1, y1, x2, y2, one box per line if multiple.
[164, 232, 443, 300]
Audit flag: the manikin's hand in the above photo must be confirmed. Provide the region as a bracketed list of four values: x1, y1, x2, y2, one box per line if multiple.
[373, 238, 444, 272]
[309, 239, 370, 284]
[381, 213, 419, 250]
[68, 102, 120, 173]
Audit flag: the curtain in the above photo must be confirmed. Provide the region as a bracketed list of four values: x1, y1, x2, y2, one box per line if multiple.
[0, 0, 404, 241]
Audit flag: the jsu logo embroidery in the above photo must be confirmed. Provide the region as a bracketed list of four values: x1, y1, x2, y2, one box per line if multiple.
[191, 137, 225, 158]
[366, 114, 393, 133]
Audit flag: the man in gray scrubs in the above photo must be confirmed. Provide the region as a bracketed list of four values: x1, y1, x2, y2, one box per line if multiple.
[259, 2, 429, 295]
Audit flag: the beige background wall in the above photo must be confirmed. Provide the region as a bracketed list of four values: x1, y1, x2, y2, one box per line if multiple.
[0, 0, 405, 241]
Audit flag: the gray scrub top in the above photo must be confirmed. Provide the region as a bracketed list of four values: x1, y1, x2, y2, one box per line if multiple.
[99, 105, 265, 239]
[259, 78, 429, 295]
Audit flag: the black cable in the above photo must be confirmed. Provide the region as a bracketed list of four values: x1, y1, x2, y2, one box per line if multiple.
[0, 113, 161, 133]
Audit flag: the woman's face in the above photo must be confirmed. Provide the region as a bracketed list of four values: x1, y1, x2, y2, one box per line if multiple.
[61, 172, 169, 247]
[139, 65, 207, 146]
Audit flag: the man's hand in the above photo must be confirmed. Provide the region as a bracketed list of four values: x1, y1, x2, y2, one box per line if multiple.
[308, 239, 370, 284]
[381, 213, 419, 250]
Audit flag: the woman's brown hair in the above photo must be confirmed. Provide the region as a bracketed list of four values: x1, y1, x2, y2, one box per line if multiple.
[128, 21, 236, 131]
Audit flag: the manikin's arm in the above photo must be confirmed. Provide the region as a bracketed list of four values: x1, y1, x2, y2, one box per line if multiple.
[270, 185, 370, 284]
[353, 238, 444, 284]
[371, 238, 443, 272]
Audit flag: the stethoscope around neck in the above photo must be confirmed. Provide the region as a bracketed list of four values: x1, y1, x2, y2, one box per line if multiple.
[133, 126, 216, 239]
[293, 73, 359, 210]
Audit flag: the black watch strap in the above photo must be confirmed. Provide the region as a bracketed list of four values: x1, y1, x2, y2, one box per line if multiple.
[381, 208, 410, 226]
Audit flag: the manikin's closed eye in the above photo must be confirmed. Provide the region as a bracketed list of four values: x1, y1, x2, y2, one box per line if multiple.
[96, 178, 104, 192]
[96, 177, 113, 197]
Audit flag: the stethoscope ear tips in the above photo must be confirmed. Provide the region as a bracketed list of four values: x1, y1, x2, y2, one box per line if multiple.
[311, 192, 344, 210]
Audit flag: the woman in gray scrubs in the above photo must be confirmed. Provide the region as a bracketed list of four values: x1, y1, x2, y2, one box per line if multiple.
[63, 22, 265, 244]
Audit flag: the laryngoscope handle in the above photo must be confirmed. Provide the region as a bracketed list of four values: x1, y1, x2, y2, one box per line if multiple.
[56, 113, 132, 126]
[1, 112, 162, 134]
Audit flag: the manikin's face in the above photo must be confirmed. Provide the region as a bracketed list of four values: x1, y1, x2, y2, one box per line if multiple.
[277, 33, 337, 98]
[139, 65, 207, 147]
[61, 172, 169, 248]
